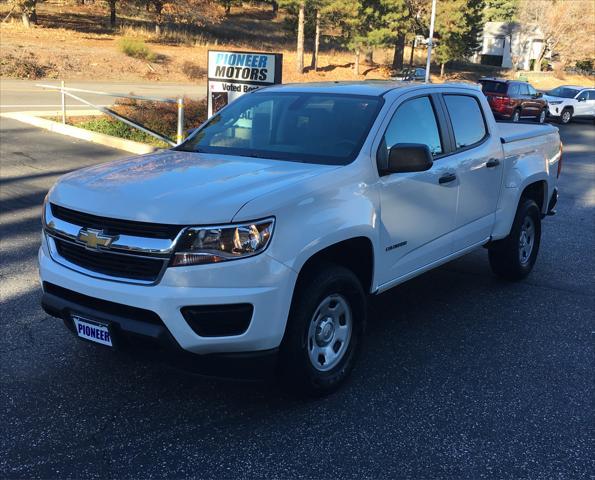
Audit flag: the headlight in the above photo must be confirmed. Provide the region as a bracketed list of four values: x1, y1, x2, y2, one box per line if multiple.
[171, 218, 274, 266]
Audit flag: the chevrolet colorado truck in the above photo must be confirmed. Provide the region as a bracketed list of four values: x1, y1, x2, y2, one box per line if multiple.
[40, 82, 562, 395]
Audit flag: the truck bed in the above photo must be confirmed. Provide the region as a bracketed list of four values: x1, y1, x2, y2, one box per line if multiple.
[497, 122, 558, 144]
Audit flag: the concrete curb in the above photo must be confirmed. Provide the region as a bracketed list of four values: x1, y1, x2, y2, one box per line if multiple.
[1, 111, 157, 155]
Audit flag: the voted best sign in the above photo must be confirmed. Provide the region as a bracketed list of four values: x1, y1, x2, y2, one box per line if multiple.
[207, 50, 283, 117]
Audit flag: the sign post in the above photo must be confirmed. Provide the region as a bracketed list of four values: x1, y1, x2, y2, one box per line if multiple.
[207, 50, 283, 117]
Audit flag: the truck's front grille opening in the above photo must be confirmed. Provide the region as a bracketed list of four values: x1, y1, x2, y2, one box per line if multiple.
[54, 239, 165, 282]
[51, 204, 183, 239]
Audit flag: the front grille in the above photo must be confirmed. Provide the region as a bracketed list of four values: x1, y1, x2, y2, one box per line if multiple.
[51, 204, 183, 239]
[55, 239, 165, 282]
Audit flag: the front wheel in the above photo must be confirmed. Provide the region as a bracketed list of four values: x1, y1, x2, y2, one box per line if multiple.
[511, 109, 521, 122]
[278, 264, 366, 396]
[488, 198, 541, 281]
[559, 108, 573, 124]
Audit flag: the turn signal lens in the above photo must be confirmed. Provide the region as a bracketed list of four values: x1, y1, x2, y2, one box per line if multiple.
[557, 142, 563, 178]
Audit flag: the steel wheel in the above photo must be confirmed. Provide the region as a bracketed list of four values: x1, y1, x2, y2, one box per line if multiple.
[561, 109, 572, 124]
[307, 294, 352, 372]
[518, 215, 535, 266]
[512, 110, 520, 122]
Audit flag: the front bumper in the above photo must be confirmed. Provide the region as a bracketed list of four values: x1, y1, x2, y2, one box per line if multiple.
[39, 237, 297, 362]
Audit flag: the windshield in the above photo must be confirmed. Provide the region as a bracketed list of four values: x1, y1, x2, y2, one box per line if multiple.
[178, 92, 383, 165]
[548, 87, 580, 98]
[479, 80, 508, 94]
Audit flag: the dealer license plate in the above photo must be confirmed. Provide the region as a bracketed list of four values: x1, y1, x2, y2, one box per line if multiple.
[72, 315, 113, 347]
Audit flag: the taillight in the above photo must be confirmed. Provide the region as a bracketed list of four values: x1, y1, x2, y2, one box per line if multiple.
[491, 96, 511, 110]
[557, 142, 563, 178]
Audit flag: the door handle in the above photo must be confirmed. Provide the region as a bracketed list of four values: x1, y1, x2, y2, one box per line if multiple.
[486, 158, 501, 168]
[439, 173, 457, 184]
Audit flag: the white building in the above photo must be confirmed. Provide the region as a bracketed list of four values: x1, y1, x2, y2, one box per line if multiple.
[475, 22, 546, 70]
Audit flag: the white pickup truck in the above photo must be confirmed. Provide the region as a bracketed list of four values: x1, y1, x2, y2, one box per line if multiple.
[40, 82, 562, 395]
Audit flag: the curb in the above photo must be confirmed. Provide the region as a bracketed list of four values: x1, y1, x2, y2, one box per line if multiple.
[1, 111, 157, 155]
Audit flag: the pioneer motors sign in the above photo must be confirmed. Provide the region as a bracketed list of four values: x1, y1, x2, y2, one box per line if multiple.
[207, 50, 283, 117]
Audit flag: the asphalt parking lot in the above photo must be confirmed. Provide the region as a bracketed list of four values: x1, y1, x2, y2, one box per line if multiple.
[1, 115, 593, 479]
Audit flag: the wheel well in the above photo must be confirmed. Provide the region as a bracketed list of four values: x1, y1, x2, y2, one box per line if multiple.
[521, 181, 546, 213]
[297, 237, 374, 293]
[562, 105, 573, 113]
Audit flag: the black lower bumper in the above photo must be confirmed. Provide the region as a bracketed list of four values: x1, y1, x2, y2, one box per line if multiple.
[41, 282, 278, 380]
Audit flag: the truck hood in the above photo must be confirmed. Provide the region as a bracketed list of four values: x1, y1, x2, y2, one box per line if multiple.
[49, 150, 336, 225]
[543, 94, 572, 104]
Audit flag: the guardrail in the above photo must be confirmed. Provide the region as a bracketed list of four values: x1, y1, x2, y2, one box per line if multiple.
[36, 82, 185, 146]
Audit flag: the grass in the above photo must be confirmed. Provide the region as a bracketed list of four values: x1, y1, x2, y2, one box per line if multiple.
[75, 117, 169, 148]
[117, 37, 157, 62]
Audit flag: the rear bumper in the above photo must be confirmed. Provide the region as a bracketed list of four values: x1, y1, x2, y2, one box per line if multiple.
[546, 187, 558, 216]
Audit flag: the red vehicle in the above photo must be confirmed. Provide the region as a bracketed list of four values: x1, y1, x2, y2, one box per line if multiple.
[479, 78, 548, 123]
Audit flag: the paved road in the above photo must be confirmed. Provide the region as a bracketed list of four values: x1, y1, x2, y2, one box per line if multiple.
[0, 79, 204, 112]
[1, 111, 594, 479]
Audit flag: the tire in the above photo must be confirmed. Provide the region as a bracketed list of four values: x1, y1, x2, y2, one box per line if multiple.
[511, 109, 521, 122]
[488, 198, 541, 281]
[559, 108, 573, 124]
[537, 109, 546, 124]
[278, 263, 366, 396]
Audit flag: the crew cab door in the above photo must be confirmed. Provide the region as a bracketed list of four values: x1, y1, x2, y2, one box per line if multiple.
[376, 94, 459, 285]
[441, 93, 504, 248]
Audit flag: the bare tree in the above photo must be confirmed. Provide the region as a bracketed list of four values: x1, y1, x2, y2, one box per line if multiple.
[296, 1, 305, 73]
[9, 0, 37, 28]
[518, 0, 595, 70]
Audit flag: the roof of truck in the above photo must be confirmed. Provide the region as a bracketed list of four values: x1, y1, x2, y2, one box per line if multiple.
[259, 80, 480, 97]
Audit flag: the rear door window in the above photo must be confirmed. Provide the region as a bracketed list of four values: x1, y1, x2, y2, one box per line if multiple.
[518, 84, 530, 95]
[508, 84, 520, 95]
[443, 95, 487, 149]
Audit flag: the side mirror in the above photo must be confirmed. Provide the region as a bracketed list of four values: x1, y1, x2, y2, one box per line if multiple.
[383, 143, 433, 175]
[578, 97, 586, 102]
[535, 92, 543, 98]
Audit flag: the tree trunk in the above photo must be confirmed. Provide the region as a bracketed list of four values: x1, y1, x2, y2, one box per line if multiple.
[354, 50, 360, 76]
[296, 2, 305, 74]
[409, 39, 415, 66]
[30, 2, 37, 25]
[154, 2, 163, 36]
[392, 33, 405, 70]
[364, 48, 373, 65]
[272, 1, 278, 16]
[225, 2, 231, 15]
[109, 0, 117, 28]
[440, 62, 445, 77]
[310, 10, 320, 71]
[155, 22, 161, 35]
[21, 11, 31, 28]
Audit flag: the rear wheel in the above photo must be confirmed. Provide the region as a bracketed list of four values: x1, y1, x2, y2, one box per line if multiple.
[279, 264, 366, 396]
[511, 109, 521, 122]
[488, 198, 541, 280]
[537, 109, 546, 124]
[560, 108, 573, 124]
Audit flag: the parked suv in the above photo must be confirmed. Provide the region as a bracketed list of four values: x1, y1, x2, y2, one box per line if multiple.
[543, 85, 595, 124]
[479, 78, 548, 123]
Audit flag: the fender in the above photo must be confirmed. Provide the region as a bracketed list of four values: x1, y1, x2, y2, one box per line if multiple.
[232, 160, 380, 276]
[492, 171, 550, 240]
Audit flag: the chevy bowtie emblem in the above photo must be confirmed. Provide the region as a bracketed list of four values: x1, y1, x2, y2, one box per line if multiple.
[77, 228, 117, 250]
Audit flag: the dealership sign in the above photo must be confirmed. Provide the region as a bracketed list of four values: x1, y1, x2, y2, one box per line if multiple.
[207, 50, 283, 117]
